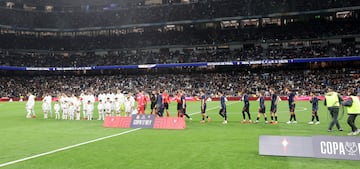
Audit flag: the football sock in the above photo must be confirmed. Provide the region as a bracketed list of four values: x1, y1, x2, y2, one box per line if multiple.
[316, 115, 319, 121]
[242, 112, 246, 119]
[293, 114, 296, 121]
[275, 116, 278, 121]
[247, 112, 251, 120]
[219, 111, 224, 118]
[271, 116, 274, 121]
[264, 117, 267, 121]
[256, 117, 260, 121]
[311, 116, 315, 121]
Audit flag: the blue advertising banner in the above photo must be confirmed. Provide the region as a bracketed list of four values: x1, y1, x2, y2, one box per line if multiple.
[130, 114, 156, 128]
[1, 56, 359, 71]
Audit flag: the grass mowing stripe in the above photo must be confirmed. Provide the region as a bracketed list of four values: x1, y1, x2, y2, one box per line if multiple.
[0, 128, 141, 168]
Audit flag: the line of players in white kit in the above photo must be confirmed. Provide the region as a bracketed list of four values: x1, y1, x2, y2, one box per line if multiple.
[25, 90, 136, 120]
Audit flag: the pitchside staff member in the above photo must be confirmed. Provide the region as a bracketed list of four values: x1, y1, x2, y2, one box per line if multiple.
[324, 86, 343, 132]
[341, 88, 360, 135]
[285, 88, 297, 124]
[241, 89, 251, 123]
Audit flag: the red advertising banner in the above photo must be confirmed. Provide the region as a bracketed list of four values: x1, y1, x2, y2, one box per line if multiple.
[103, 116, 186, 130]
[103, 116, 121, 128]
[153, 117, 186, 130]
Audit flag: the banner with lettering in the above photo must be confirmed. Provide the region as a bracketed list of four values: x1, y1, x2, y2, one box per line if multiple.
[103, 115, 186, 130]
[259, 135, 360, 160]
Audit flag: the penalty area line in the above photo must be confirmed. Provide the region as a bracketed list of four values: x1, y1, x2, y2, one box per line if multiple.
[0, 128, 141, 168]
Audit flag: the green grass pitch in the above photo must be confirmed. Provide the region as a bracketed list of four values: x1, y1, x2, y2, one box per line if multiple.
[0, 100, 359, 169]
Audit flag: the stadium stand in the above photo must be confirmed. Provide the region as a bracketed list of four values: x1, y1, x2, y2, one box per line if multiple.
[0, 0, 359, 99]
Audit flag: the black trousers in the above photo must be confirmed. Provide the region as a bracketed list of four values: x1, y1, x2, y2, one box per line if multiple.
[328, 107, 341, 130]
[347, 114, 358, 132]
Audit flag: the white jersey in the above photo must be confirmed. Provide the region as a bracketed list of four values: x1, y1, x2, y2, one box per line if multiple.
[129, 96, 135, 109]
[42, 101, 51, 112]
[54, 103, 60, 113]
[106, 93, 115, 102]
[98, 93, 106, 103]
[104, 101, 112, 113]
[124, 98, 132, 113]
[116, 93, 125, 104]
[86, 103, 94, 115]
[88, 94, 96, 103]
[59, 96, 67, 110]
[26, 94, 36, 109]
[97, 101, 105, 112]
[44, 95, 52, 105]
[68, 104, 75, 115]
[114, 100, 121, 112]
[42, 96, 52, 112]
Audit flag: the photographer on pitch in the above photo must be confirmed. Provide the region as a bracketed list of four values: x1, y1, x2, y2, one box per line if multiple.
[341, 88, 360, 136]
[324, 86, 343, 132]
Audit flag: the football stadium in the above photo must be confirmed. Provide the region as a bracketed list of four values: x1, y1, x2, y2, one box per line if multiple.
[0, 0, 360, 168]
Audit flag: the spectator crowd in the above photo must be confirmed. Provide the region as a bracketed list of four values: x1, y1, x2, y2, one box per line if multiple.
[1, 42, 358, 67]
[1, 68, 359, 99]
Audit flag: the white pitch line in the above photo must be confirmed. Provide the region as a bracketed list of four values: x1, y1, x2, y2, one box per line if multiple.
[0, 128, 141, 168]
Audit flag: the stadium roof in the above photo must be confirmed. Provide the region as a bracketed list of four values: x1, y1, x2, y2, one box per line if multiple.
[4, 0, 143, 7]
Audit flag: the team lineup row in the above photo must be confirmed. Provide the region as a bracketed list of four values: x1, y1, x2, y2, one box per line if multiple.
[26, 89, 320, 124]
[24, 87, 359, 135]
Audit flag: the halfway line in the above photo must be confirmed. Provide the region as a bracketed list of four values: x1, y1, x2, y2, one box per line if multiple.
[0, 128, 141, 168]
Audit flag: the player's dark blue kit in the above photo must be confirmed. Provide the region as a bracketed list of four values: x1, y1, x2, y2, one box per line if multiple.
[259, 96, 266, 113]
[201, 94, 207, 114]
[242, 93, 251, 122]
[181, 95, 186, 114]
[157, 94, 164, 117]
[287, 90, 297, 123]
[270, 93, 277, 113]
[309, 96, 320, 123]
[243, 94, 249, 112]
[256, 94, 268, 123]
[311, 97, 319, 112]
[219, 95, 227, 121]
[179, 94, 191, 119]
[288, 92, 296, 112]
